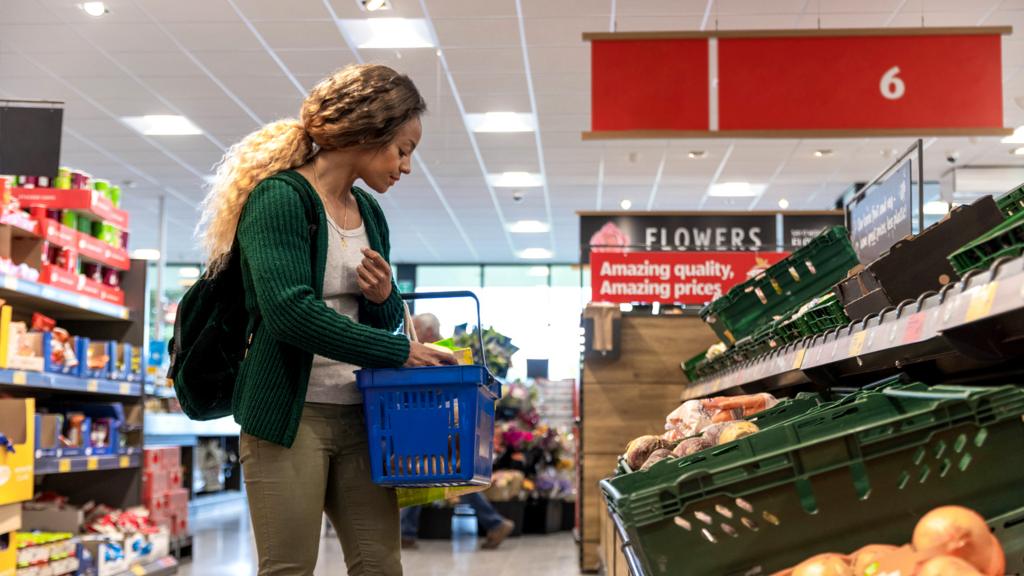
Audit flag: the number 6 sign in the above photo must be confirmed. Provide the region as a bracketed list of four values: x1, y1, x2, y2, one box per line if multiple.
[880, 66, 906, 100]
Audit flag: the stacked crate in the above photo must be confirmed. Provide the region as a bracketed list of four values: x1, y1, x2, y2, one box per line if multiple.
[142, 447, 189, 540]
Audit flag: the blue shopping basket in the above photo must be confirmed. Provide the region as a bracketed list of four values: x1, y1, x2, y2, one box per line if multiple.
[356, 291, 501, 487]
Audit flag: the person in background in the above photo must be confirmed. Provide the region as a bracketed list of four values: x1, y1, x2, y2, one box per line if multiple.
[400, 313, 515, 550]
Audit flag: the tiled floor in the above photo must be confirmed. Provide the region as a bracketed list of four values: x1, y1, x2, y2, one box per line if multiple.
[177, 498, 581, 576]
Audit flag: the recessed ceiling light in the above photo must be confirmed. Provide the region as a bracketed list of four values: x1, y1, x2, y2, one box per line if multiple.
[813, 149, 834, 158]
[122, 115, 202, 136]
[337, 18, 436, 49]
[360, 0, 392, 11]
[1002, 126, 1024, 144]
[131, 249, 161, 261]
[619, 199, 632, 210]
[488, 172, 543, 188]
[518, 248, 553, 260]
[924, 200, 950, 215]
[688, 150, 707, 159]
[508, 220, 550, 234]
[178, 267, 201, 279]
[528, 266, 550, 277]
[708, 182, 766, 198]
[1013, 147, 1024, 156]
[81, 2, 107, 17]
[465, 112, 535, 133]
[778, 198, 790, 209]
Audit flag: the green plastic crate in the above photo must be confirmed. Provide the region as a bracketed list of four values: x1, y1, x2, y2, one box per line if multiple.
[948, 210, 1024, 275]
[995, 182, 1024, 218]
[699, 227, 858, 345]
[683, 350, 706, 383]
[799, 293, 849, 335]
[601, 383, 1024, 576]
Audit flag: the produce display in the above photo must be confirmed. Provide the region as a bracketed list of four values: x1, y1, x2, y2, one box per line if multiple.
[774, 505, 1005, 576]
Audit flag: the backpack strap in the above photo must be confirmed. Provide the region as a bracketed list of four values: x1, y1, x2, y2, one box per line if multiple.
[244, 170, 321, 350]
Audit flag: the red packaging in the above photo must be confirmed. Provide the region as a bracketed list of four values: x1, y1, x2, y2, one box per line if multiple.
[31, 313, 56, 332]
[167, 488, 189, 511]
[143, 470, 170, 500]
[102, 267, 120, 288]
[144, 446, 181, 471]
[57, 247, 78, 272]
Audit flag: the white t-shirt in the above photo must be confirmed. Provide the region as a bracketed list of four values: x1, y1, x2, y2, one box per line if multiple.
[306, 214, 371, 405]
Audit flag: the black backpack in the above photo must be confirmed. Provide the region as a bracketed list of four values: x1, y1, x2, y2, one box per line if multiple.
[168, 172, 319, 420]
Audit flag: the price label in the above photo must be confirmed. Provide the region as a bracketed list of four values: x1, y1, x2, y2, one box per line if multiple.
[120, 456, 131, 468]
[58, 459, 71, 473]
[849, 332, 868, 357]
[3, 276, 17, 290]
[87, 380, 99, 392]
[792, 348, 806, 370]
[903, 312, 926, 344]
[131, 564, 147, 576]
[120, 383, 131, 395]
[86, 457, 99, 471]
[965, 282, 998, 323]
[12, 371, 27, 385]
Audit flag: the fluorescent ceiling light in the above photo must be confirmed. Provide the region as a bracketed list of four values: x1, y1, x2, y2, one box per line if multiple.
[518, 248, 553, 260]
[1001, 126, 1024, 144]
[688, 150, 706, 159]
[465, 112, 535, 133]
[122, 115, 202, 136]
[337, 18, 436, 49]
[81, 2, 107, 16]
[619, 199, 632, 210]
[778, 198, 790, 209]
[708, 182, 766, 198]
[528, 266, 550, 277]
[813, 149, 834, 158]
[131, 249, 161, 261]
[508, 220, 550, 234]
[1014, 147, 1024, 156]
[924, 200, 950, 215]
[488, 172, 543, 188]
[178, 267, 201, 279]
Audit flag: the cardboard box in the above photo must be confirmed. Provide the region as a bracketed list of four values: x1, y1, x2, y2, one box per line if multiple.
[21, 502, 84, 533]
[0, 398, 34, 506]
[144, 447, 180, 472]
[143, 470, 170, 502]
[148, 528, 170, 559]
[34, 413, 63, 453]
[0, 503, 22, 576]
[80, 538, 127, 576]
[167, 487, 189, 512]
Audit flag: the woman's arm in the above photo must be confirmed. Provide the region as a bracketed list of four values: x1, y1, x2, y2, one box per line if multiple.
[237, 179, 410, 368]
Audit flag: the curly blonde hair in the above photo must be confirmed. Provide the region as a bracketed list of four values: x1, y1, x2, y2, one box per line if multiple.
[198, 64, 426, 274]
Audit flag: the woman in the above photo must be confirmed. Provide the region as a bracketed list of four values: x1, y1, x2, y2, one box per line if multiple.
[198, 64, 455, 576]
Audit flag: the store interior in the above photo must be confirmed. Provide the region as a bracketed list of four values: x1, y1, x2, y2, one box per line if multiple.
[1, 1, 1024, 576]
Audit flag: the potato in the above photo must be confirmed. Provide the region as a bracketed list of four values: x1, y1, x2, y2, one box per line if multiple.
[640, 448, 673, 471]
[717, 421, 760, 445]
[624, 435, 666, 470]
[672, 436, 713, 458]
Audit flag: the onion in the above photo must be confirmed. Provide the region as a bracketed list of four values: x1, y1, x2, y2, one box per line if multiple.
[917, 555, 984, 576]
[985, 534, 1005, 576]
[912, 506, 996, 574]
[792, 553, 852, 576]
[849, 544, 898, 575]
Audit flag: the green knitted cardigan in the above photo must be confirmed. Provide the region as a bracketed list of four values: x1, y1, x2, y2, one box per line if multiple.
[233, 170, 410, 447]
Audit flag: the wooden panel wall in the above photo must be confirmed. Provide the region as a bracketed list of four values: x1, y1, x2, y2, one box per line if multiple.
[579, 315, 717, 573]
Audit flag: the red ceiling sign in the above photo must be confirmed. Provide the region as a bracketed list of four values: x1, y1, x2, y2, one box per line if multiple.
[590, 39, 709, 131]
[584, 28, 1010, 138]
[591, 250, 789, 305]
[718, 34, 1003, 131]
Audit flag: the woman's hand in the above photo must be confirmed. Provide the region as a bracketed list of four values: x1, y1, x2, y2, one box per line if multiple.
[356, 248, 393, 304]
[405, 342, 458, 367]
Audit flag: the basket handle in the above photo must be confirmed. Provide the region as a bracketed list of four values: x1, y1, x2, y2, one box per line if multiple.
[401, 290, 488, 373]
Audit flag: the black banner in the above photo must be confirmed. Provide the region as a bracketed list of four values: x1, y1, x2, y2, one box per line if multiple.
[579, 212, 843, 263]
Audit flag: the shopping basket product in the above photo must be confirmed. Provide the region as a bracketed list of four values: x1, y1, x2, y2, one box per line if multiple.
[601, 382, 1024, 575]
[356, 291, 501, 487]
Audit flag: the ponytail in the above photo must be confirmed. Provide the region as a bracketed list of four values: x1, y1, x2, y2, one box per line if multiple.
[198, 119, 313, 275]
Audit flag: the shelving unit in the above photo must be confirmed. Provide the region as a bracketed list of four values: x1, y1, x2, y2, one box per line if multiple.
[0, 273, 129, 320]
[0, 369, 141, 396]
[34, 451, 141, 475]
[682, 253, 1024, 400]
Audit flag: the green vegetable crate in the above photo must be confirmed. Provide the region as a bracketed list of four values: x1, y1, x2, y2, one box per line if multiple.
[601, 382, 1024, 576]
[948, 211, 1024, 276]
[699, 226, 858, 346]
[798, 293, 849, 335]
[995, 182, 1024, 218]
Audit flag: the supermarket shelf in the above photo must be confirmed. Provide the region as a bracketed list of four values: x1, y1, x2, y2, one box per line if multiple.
[0, 273, 130, 321]
[115, 555, 178, 576]
[12, 187, 130, 230]
[144, 384, 177, 399]
[682, 253, 1024, 400]
[0, 369, 140, 396]
[35, 451, 141, 475]
[144, 413, 240, 437]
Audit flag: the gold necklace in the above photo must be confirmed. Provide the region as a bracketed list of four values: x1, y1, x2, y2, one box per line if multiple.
[313, 156, 350, 246]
